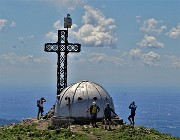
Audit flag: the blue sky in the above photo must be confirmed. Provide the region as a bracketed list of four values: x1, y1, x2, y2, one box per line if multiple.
[0, 0, 180, 90]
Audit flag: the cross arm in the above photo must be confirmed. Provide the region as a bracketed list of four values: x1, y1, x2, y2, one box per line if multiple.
[44, 43, 81, 52]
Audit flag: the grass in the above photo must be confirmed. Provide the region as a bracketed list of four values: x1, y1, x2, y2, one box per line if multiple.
[0, 123, 88, 140]
[0, 121, 179, 140]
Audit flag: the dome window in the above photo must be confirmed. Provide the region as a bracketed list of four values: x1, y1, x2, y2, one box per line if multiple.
[78, 97, 83, 101]
[65, 96, 70, 101]
[93, 97, 97, 100]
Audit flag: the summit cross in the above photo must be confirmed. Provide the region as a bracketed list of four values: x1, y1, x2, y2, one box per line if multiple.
[44, 14, 81, 95]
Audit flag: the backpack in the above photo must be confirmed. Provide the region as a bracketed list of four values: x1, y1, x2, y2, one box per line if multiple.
[37, 100, 40, 107]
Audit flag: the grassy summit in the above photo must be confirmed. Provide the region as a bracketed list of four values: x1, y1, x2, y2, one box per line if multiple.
[0, 118, 179, 140]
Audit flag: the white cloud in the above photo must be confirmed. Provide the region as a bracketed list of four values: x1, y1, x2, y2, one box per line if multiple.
[172, 58, 180, 68]
[72, 47, 179, 69]
[45, 0, 85, 10]
[129, 49, 162, 67]
[142, 51, 160, 66]
[166, 24, 180, 39]
[129, 48, 142, 60]
[0, 53, 49, 65]
[87, 52, 124, 67]
[89, 52, 106, 63]
[86, 49, 162, 68]
[136, 16, 142, 23]
[53, 20, 63, 30]
[10, 35, 34, 49]
[140, 18, 166, 34]
[45, 31, 57, 41]
[10, 21, 16, 27]
[74, 5, 118, 48]
[0, 19, 7, 31]
[0, 19, 16, 30]
[46, 19, 78, 41]
[46, 5, 118, 48]
[18, 35, 34, 45]
[137, 34, 164, 48]
[166, 55, 180, 68]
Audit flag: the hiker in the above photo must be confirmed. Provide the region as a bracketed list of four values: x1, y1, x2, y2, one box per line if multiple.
[37, 97, 46, 119]
[85, 101, 100, 127]
[128, 101, 137, 125]
[104, 103, 117, 130]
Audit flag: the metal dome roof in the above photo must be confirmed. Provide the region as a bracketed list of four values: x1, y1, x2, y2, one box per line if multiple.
[54, 80, 115, 118]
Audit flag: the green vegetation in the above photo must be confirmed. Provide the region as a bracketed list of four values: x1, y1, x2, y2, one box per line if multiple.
[0, 122, 179, 140]
[0, 123, 88, 140]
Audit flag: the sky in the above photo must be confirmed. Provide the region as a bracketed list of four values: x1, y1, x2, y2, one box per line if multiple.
[0, 0, 180, 92]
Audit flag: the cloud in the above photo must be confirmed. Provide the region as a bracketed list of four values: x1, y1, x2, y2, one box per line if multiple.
[166, 24, 180, 39]
[87, 52, 124, 67]
[86, 49, 162, 68]
[53, 20, 63, 30]
[166, 55, 180, 68]
[59, 0, 83, 10]
[45, 31, 57, 41]
[0, 53, 49, 65]
[0, 19, 16, 30]
[136, 16, 142, 23]
[140, 18, 166, 34]
[171, 56, 180, 68]
[137, 34, 164, 48]
[0, 19, 7, 31]
[46, 19, 78, 41]
[142, 51, 160, 66]
[129, 49, 162, 67]
[74, 5, 118, 48]
[46, 5, 118, 48]
[129, 48, 142, 60]
[10, 21, 16, 27]
[11, 35, 34, 49]
[18, 35, 34, 45]
[44, 0, 85, 10]
[89, 52, 107, 64]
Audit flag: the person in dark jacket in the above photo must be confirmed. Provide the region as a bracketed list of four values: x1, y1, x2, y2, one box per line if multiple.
[128, 101, 137, 125]
[86, 101, 100, 127]
[104, 103, 117, 130]
[37, 97, 46, 120]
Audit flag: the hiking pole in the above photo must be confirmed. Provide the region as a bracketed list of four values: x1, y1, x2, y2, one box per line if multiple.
[65, 96, 71, 132]
[67, 97, 71, 132]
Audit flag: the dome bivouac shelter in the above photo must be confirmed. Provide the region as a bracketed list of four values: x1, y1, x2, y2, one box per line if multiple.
[52, 80, 123, 125]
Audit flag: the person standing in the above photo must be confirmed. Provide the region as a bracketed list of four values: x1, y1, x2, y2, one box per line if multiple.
[37, 97, 46, 120]
[128, 101, 137, 125]
[104, 103, 117, 130]
[86, 101, 100, 127]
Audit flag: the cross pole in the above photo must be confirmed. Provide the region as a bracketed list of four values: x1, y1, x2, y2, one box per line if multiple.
[44, 16, 81, 95]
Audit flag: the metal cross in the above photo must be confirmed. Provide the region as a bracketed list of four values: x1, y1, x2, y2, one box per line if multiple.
[44, 30, 81, 95]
